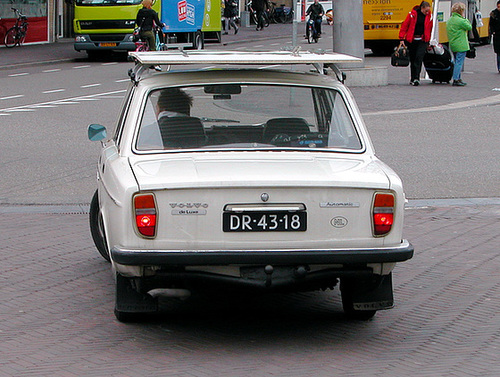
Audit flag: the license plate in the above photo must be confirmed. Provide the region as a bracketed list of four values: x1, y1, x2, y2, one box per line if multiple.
[100, 42, 117, 47]
[223, 211, 307, 232]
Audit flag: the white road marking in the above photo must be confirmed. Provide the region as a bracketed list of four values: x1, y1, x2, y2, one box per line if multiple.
[8, 72, 29, 77]
[102, 62, 118, 66]
[259, 65, 282, 69]
[42, 69, 61, 73]
[73, 65, 91, 69]
[0, 89, 126, 114]
[43, 89, 66, 94]
[115, 78, 129, 83]
[362, 93, 500, 116]
[5, 108, 35, 112]
[81, 83, 102, 88]
[0, 95, 24, 101]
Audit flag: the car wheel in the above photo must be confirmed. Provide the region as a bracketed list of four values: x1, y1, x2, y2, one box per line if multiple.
[89, 190, 111, 262]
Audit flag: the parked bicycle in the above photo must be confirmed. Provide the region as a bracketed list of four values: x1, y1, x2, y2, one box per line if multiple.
[273, 4, 293, 23]
[4, 8, 28, 48]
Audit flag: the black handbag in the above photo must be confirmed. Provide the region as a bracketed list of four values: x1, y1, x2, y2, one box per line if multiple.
[466, 45, 476, 59]
[391, 46, 410, 67]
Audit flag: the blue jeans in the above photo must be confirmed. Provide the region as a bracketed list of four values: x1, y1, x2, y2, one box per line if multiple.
[497, 53, 500, 71]
[452, 51, 466, 81]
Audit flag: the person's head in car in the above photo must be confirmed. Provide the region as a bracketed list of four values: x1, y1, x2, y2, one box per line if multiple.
[156, 88, 193, 118]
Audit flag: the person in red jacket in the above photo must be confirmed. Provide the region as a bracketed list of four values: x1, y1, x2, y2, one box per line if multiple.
[399, 1, 433, 86]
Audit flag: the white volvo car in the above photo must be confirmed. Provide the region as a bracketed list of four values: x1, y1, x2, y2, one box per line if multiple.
[88, 51, 413, 322]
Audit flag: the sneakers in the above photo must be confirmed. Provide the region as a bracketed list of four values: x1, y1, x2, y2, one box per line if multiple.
[452, 79, 466, 86]
[410, 80, 420, 86]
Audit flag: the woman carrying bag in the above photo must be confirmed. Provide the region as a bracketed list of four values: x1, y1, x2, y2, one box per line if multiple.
[398, 1, 433, 86]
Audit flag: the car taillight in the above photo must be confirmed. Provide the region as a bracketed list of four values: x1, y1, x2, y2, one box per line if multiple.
[372, 193, 394, 236]
[134, 193, 157, 238]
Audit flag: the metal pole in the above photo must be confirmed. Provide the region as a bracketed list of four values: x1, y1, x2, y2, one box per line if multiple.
[332, 0, 364, 67]
[292, 0, 297, 47]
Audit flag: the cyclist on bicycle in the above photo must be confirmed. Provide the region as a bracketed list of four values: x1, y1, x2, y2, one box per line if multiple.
[136, 0, 165, 51]
[306, 0, 324, 37]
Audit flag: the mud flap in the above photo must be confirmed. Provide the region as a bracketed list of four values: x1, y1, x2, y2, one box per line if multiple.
[115, 273, 158, 313]
[341, 273, 394, 311]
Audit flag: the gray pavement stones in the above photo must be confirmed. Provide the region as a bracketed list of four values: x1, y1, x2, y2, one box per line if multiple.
[1, 204, 500, 376]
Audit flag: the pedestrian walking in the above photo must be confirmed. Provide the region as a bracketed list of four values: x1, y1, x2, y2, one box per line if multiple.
[223, 0, 239, 35]
[489, 0, 500, 73]
[446, 2, 472, 86]
[252, 0, 268, 31]
[398, 1, 433, 86]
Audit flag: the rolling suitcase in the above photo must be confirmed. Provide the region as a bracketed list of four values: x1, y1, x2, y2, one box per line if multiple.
[423, 44, 454, 84]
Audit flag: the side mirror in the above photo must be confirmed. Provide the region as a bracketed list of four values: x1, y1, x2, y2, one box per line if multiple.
[88, 124, 107, 141]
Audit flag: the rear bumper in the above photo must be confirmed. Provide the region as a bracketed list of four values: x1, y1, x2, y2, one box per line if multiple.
[111, 240, 413, 266]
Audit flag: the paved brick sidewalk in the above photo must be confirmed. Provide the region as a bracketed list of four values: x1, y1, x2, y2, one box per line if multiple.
[1, 203, 499, 376]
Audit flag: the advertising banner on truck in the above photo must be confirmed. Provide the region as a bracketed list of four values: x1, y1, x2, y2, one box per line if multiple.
[162, 0, 219, 33]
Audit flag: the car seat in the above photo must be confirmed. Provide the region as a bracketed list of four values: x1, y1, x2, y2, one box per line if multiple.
[158, 116, 207, 148]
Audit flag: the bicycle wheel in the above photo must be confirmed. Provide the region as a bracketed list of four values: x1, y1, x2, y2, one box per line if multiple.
[4, 27, 19, 48]
[307, 25, 313, 44]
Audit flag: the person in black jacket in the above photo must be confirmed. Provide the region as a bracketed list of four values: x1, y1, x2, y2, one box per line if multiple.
[136, 0, 164, 51]
[306, 0, 324, 36]
[490, 0, 500, 73]
[252, 0, 269, 31]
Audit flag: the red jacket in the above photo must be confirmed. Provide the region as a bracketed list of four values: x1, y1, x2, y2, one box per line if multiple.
[399, 6, 433, 43]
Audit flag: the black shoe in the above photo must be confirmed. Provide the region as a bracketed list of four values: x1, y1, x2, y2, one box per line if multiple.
[223, 31, 228, 35]
[452, 80, 466, 86]
[410, 80, 419, 86]
[235, 27, 238, 35]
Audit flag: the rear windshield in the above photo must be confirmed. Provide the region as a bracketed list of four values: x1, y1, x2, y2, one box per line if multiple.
[135, 84, 362, 152]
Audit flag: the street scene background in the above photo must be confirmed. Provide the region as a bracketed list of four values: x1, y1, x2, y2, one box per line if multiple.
[1, 21, 500, 376]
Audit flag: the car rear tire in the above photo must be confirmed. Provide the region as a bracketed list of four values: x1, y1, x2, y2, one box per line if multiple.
[89, 190, 111, 262]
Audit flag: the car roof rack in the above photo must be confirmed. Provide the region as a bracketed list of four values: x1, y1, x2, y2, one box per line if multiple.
[128, 48, 361, 84]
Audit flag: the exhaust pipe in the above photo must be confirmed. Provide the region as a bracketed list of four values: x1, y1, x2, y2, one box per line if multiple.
[147, 288, 191, 299]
